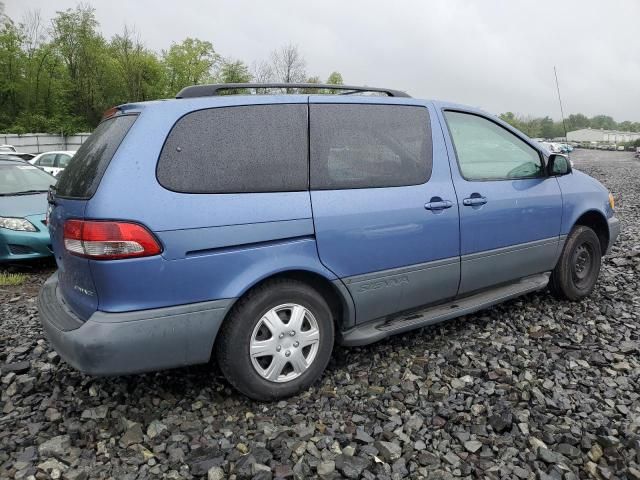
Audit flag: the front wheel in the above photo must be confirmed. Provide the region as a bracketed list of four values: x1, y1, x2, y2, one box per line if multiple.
[215, 279, 335, 401]
[549, 225, 602, 300]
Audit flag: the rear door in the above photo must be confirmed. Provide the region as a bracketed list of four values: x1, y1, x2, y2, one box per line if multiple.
[48, 114, 137, 320]
[309, 99, 460, 323]
[439, 109, 563, 295]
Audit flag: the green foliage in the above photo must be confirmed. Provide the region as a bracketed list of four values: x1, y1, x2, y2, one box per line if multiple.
[0, 21, 25, 118]
[0, 272, 27, 286]
[162, 38, 219, 95]
[0, 4, 346, 135]
[326, 71, 343, 85]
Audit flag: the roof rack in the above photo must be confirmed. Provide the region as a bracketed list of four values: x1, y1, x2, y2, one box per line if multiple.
[176, 83, 411, 99]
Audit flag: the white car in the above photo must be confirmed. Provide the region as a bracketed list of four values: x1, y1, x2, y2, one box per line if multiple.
[540, 141, 562, 154]
[0, 144, 17, 153]
[29, 150, 76, 176]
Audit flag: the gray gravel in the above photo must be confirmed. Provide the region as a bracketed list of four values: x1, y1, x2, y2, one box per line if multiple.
[1, 150, 639, 480]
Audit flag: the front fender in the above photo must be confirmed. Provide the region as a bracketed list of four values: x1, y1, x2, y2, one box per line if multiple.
[557, 170, 613, 234]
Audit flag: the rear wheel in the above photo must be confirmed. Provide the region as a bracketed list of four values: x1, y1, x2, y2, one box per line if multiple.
[216, 279, 334, 401]
[549, 225, 602, 300]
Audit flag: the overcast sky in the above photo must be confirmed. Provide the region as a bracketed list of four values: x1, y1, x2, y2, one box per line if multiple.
[6, 0, 640, 121]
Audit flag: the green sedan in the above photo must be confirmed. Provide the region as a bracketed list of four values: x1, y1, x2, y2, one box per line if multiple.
[0, 155, 56, 262]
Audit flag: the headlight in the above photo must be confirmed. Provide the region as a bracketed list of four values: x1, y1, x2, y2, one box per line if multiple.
[609, 193, 615, 211]
[0, 217, 37, 232]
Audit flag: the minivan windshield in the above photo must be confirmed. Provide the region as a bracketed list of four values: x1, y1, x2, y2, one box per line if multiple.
[0, 163, 56, 195]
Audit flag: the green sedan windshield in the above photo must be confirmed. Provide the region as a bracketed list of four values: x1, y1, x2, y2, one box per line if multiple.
[0, 164, 56, 195]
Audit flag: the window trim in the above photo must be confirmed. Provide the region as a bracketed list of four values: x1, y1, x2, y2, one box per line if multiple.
[442, 109, 547, 182]
[155, 103, 310, 195]
[309, 103, 433, 191]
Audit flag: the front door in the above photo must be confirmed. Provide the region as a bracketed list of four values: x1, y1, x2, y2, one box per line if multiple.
[440, 109, 563, 295]
[309, 99, 460, 323]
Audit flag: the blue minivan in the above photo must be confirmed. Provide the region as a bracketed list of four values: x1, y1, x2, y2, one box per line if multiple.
[39, 83, 620, 400]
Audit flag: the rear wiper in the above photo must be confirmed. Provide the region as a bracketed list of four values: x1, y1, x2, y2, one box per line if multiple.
[1, 189, 50, 196]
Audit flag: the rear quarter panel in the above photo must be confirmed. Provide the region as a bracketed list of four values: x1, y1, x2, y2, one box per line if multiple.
[84, 96, 340, 313]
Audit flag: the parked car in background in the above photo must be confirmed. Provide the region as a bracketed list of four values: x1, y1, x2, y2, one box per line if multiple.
[0, 155, 56, 262]
[540, 141, 562, 153]
[39, 83, 620, 400]
[0, 144, 35, 161]
[29, 151, 76, 176]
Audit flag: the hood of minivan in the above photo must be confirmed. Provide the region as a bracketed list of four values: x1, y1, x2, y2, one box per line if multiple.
[0, 192, 48, 217]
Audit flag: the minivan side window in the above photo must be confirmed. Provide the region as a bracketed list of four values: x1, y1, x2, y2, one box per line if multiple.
[444, 111, 543, 181]
[310, 104, 432, 190]
[157, 104, 308, 193]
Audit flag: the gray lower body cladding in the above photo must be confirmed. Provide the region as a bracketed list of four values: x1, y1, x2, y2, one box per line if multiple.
[38, 273, 233, 375]
[341, 272, 551, 346]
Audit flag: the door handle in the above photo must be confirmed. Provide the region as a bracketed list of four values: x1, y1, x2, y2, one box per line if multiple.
[463, 196, 487, 206]
[425, 200, 453, 211]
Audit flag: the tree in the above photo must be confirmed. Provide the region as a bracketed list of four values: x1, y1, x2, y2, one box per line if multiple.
[617, 121, 634, 132]
[110, 26, 165, 102]
[326, 71, 343, 85]
[589, 115, 616, 130]
[162, 38, 219, 95]
[250, 60, 273, 84]
[51, 4, 110, 126]
[218, 59, 251, 83]
[270, 43, 306, 85]
[0, 21, 24, 121]
[566, 113, 590, 131]
[539, 116, 556, 139]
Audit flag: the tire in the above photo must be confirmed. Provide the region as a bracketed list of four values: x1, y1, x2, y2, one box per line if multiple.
[215, 278, 335, 401]
[549, 225, 602, 300]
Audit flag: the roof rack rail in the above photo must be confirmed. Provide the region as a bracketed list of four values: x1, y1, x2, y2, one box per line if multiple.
[176, 83, 411, 99]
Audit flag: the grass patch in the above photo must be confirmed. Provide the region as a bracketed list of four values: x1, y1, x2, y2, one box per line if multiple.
[0, 272, 27, 286]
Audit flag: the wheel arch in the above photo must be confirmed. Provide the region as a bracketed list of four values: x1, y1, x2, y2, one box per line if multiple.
[572, 209, 609, 255]
[222, 269, 356, 335]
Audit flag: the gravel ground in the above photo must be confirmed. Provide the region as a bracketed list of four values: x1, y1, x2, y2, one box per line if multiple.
[1, 150, 639, 480]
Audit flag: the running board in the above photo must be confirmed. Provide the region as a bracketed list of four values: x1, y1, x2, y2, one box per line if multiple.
[340, 272, 550, 347]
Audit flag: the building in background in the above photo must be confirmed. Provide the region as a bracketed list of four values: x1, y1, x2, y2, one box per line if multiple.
[567, 128, 640, 144]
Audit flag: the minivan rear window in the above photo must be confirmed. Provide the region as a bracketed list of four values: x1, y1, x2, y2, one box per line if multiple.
[156, 104, 308, 194]
[310, 104, 432, 190]
[56, 114, 137, 198]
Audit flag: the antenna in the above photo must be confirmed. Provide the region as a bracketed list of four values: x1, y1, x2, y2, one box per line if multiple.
[554, 66, 568, 143]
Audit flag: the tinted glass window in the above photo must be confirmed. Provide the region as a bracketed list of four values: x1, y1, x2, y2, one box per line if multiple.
[444, 111, 543, 180]
[38, 154, 55, 167]
[157, 104, 308, 193]
[310, 104, 431, 190]
[0, 164, 56, 195]
[56, 115, 137, 198]
[56, 154, 72, 168]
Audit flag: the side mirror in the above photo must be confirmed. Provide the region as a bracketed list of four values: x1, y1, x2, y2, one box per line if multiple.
[547, 154, 572, 176]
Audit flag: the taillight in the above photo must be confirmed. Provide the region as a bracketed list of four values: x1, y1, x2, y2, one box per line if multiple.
[63, 220, 162, 260]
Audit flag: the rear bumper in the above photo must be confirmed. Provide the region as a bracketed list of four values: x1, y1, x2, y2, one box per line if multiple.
[607, 216, 621, 255]
[38, 272, 233, 375]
